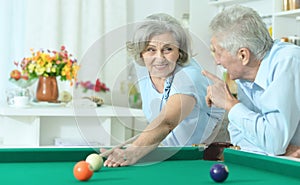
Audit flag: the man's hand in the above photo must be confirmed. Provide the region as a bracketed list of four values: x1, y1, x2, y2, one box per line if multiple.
[284, 144, 300, 158]
[202, 70, 239, 111]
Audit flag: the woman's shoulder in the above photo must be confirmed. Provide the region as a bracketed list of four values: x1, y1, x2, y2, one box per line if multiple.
[134, 62, 148, 78]
[172, 63, 209, 94]
[184, 58, 203, 70]
[175, 58, 206, 81]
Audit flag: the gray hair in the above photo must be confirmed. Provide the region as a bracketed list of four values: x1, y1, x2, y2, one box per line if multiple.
[209, 5, 273, 61]
[127, 13, 191, 66]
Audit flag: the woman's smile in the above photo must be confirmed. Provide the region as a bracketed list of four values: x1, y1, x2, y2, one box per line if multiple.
[153, 63, 168, 70]
[142, 33, 179, 79]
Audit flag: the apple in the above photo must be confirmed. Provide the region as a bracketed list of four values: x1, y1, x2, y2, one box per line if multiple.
[10, 69, 21, 80]
[21, 75, 29, 80]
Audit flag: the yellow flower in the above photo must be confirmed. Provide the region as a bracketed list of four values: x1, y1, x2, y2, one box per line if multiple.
[12, 46, 80, 85]
[35, 65, 46, 76]
[28, 63, 35, 71]
[51, 67, 56, 73]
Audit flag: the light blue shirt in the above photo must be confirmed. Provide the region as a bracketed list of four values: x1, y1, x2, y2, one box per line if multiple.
[135, 59, 224, 146]
[228, 40, 300, 155]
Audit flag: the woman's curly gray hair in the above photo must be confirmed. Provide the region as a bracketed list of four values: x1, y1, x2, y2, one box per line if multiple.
[126, 13, 191, 66]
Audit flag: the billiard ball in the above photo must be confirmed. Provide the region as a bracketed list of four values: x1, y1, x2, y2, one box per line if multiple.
[73, 161, 94, 181]
[85, 153, 104, 171]
[209, 163, 229, 182]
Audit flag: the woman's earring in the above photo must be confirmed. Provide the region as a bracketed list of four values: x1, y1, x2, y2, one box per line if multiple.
[179, 52, 183, 59]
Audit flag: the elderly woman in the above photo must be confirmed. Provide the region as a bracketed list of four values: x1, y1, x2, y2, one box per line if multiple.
[101, 13, 224, 167]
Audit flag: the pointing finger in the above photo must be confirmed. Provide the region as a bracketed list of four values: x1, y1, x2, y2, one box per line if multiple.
[202, 70, 222, 83]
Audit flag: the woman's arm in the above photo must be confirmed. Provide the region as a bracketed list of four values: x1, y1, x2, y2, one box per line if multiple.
[102, 94, 196, 167]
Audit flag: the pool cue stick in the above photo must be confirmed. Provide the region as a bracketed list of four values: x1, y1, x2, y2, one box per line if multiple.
[99, 134, 140, 157]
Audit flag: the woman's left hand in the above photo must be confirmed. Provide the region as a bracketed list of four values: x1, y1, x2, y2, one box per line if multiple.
[100, 146, 142, 167]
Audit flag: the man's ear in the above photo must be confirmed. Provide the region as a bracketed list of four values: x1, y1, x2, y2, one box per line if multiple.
[238, 47, 250, 66]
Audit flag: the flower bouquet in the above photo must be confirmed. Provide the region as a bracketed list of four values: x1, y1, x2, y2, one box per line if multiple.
[9, 46, 80, 102]
[12, 46, 80, 84]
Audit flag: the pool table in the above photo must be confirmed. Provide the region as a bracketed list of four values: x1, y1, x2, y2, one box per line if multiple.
[0, 146, 299, 184]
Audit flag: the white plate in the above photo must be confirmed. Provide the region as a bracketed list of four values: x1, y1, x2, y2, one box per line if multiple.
[9, 104, 32, 108]
[30, 101, 66, 107]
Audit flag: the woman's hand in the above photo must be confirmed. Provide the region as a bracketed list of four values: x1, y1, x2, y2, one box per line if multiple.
[100, 147, 135, 167]
[100, 144, 156, 167]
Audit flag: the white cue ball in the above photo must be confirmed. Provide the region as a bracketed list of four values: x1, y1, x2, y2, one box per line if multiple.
[85, 153, 103, 171]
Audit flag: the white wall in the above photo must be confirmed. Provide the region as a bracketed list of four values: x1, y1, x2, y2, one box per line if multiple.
[189, 0, 219, 75]
[1, 0, 190, 106]
[0, 0, 129, 106]
[127, 0, 189, 23]
[189, 0, 273, 76]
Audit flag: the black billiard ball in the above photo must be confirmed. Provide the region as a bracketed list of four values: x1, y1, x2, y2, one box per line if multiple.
[209, 163, 229, 182]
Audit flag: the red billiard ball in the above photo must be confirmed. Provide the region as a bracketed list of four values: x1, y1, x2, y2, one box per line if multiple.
[73, 161, 94, 181]
[209, 163, 229, 182]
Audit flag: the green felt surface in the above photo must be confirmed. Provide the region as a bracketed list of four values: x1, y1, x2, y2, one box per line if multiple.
[0, 147, 299, 185]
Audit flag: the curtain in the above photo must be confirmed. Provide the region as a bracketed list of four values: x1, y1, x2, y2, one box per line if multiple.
[0, 0, 127, 104]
